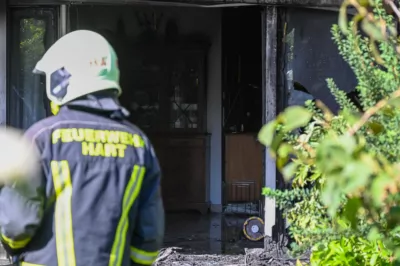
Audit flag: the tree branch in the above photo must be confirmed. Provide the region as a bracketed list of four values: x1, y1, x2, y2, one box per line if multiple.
[385, 0, 400, 20]
[348, 89, 400, 135]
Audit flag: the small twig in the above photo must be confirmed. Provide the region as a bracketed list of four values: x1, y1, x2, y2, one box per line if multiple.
[348, 89, 400, 135]
[299, 142, 316, 157]
[385, 0, 400, 20]
[315, 100, 334, 123]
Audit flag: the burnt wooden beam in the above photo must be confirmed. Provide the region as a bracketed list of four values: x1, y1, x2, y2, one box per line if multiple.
[262, 6, 278, 247]
[0, 0, 6, 125]
[9, 0, 342, 8]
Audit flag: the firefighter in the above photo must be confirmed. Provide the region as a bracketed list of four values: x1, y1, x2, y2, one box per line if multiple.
[0, 30, 164, 266]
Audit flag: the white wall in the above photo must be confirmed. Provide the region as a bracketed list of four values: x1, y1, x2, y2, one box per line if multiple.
[207, 20, 222, 210]
[73, 5, 222, 209]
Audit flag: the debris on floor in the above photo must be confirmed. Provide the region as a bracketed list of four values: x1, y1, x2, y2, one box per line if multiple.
[0, 246, 11, 265]
[224, 203, 260, 216]
[164, 212, 264, 255]
[154, 247, 309, 266]
[244, 247, 310, 266]
[161, 212, 310, 265]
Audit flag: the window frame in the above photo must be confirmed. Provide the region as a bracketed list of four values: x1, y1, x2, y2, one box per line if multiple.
[7, 7, 58, 128]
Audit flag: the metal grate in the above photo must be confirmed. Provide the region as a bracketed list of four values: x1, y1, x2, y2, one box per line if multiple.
[223, 181, 262, 216]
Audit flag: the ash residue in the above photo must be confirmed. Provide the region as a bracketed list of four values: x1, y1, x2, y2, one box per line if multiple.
[154, 247, 309, 266]
[244, 248, 309, 266]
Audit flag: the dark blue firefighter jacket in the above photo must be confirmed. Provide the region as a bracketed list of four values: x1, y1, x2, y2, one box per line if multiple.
[0, 96, 164, 266]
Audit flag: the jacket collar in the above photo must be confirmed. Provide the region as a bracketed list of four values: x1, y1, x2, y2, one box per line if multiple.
[61, 95, 130, 118]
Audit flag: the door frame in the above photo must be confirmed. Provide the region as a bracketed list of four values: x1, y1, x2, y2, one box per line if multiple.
[0, 0, 6, 126]
[7, 0, 343, 8]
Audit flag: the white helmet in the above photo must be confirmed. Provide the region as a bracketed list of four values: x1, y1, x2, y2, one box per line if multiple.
[33, 30, 121, 106]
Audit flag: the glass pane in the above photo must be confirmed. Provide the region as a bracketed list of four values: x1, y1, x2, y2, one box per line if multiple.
[169, 53, 200, 130]
[69, 5, 208, 133]
[127, 45, 163, 131]
[282, 8, 357, 112]
[70, 5, 165, 132]
[9, 10, 55, 130]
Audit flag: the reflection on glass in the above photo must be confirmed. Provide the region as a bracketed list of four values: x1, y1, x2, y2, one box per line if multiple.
[282, 9, 357, 111]
[169, 58, 200, 130]
[130, 90, 160, 130]
[10, 18, 47, 129]
[127, 50, 163, 131]
[289, 82, 314, 106]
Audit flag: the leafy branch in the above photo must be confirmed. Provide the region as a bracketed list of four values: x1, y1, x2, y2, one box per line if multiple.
[258, 0, 400, 264]
[348, 88, 400, 135]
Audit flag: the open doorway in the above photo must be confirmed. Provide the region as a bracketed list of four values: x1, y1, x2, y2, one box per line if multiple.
[68, 4, 263, 253]
[70, 5, 218, 215]
[222, 7, 263, 218]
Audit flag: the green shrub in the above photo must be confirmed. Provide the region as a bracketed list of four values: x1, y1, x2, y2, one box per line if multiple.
[259, 0, 400, 264]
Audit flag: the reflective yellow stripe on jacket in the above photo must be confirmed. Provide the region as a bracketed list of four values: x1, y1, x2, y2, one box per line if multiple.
[109, 165, 146, 266]
[20, 262, 44, 266]
[51, 160, 76, 266]
[0, 234, 31, 249]
[130, 247, 159, 265]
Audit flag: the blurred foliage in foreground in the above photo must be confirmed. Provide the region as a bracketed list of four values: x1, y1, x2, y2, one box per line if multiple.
[259, 0, 400, 265]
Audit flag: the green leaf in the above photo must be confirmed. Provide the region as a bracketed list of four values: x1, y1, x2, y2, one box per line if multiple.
[296, 165, 309, 186]
[389, 206, 400, 218]
[270, 132, 285, 154]
[337, 134, 357, 154]
[389, 97, 400, 108]
[342, 161, 372, 193]
[282, 106, 312, 131]
[387, 25, 397, 36]
[339, 1, 350, 34]
[258, 121, 277, 147]
[277, 156, 288, 170]
[371, 174, 393, 206]
[336, 218, 349, 229]
[361, 19, 386, 41]
[343, 198, 362, 229]
[381, 106, 396, 117]
[282, 162, 298, 181]
[367, 121, 385, 135]
[321, 176, 343, 217]
[388, 206, 400, 230]
[370, 254, 378, 265]
[316, 139, 349, 173]
[367, 227, 381, 242]
[308, 172, 320, 182]
[262, 187, 273, 196]
[341, 108, 362, 126]
[278, 143, 293, 158]
[277, 144, 293, 169]
[394, 248, 400, 261]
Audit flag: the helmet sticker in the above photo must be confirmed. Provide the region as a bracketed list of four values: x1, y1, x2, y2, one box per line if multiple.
[89, 56, 107, 67]
[50, 67, 71, 100]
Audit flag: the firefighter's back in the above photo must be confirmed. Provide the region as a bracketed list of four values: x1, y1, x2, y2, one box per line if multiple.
[20, 106, 151, 266]
[0, 30, 163, 266]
